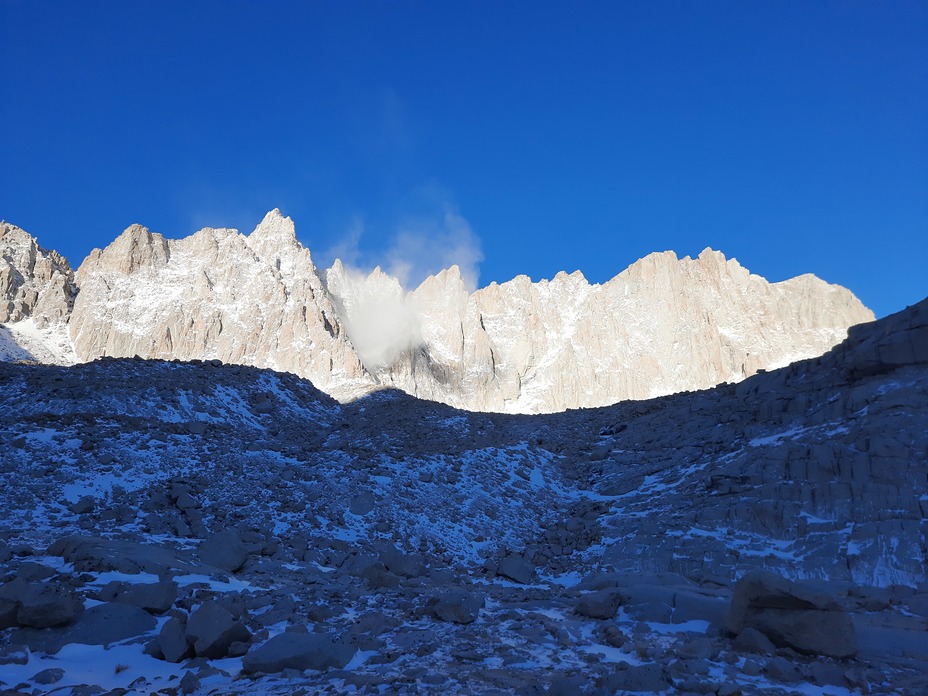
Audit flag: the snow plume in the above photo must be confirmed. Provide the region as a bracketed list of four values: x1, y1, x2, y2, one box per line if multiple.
[326, 260, 421, 371]
[322, 206, 483, 370]
[387, 206, 483, 292]
[323, 217, 364, 268]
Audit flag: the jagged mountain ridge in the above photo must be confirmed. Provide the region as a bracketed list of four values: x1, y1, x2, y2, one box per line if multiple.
[67, 216, 371, 400]
[1, 210, 874, 412]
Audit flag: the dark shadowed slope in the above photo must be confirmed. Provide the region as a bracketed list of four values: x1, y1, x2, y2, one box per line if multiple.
[0, 299, 925, 694]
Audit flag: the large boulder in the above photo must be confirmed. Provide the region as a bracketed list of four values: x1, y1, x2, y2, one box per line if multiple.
[0, 597, 18, 629]
[428, 590, 485, 624]
[47, 535, 189, 576]
[0, 644, 29, 666]
[599, 664, 671, 693]
[576, 589, 622, 620]
[497, 555, 535, 584]
[0, 579, 83, 628]
[186, 601, 251, 658]
[158, 617, 192, 663]
[374, 542, 425, 578]
[198, 530, 248, 573]
[11, 603, 155, 654]
[99, 580, 177, 614]
[732, 626, 776, 655]
[727, 571, 856, 658]
[242, 632, 355, 673]
[57, 602, 156, 646]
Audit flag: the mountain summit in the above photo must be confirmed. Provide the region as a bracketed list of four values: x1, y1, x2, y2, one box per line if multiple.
[1, 212, 874, 412]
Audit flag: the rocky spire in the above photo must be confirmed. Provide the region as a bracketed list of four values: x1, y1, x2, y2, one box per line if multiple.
[0, 221, 75, 326]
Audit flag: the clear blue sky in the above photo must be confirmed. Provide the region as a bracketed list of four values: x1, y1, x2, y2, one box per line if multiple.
[1, 1, 925, 317]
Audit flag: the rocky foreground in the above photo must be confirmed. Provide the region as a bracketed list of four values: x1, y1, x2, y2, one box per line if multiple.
[0, 299, 925, 694]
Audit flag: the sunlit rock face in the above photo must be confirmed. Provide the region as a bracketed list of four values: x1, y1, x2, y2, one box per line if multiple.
[68, 210, 373, 400]
[8, 211, 873, 412]
[0, 221, 75, 326]
[377, 248, 874, 412]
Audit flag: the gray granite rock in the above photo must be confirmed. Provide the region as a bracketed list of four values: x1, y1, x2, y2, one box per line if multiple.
[575, 589, 622, 620]
[242, 632, 355, 673]
[186, 601, 251, 658]
[600, 663, 670, 692]
[158, 617, 192, 663]
[727, 572, 856, 658]
[47, 535, 188, 576]
[198, 530, 248, 572]
[428, 590, 485, 624]
[31, 667, 65, 684]
[764, 656, 804, 683]
[497, 555, 535, 584]
[99, 580, 177, 614]
[0, 579, 83, 628]
[732, 626, 776, 655]
[12, 602, 156, 654]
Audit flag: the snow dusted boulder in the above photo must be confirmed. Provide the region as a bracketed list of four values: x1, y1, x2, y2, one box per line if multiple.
[185, 601, 251, 659]
[0, 643, 29, 665]
[158, 616, 192, 663]
[68, 495, 95, 514]
[30, 667, 65, 685]
[349, 490, 376, 515]
[599, 663, 671, 693]
[47, 535, 188, 576]
[428, 590, 485, 624]
[62, 602, 155, 647]
[732, 626, 777, 655]
[497, 555, 535, 584]
[99, 579, 177, 614]
[727, 571, 857, 658]
[242, 632, 356, 673]
[374, 542, 426, 578]
[0, 579, 83, 628]
[11, 602, 155, 654]
[576, 589, 623, 620]
[0, 597, 17, 629]
[197, 530, 248, 573]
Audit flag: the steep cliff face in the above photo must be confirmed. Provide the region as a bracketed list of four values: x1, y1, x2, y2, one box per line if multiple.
[68, 210, 374, 400]
[324, 260, 420, 373]
[376, 248, 875, 412]
[0, 221, 78, 364]
[0, 221, 75, 326]
[5, 211, 875, 412]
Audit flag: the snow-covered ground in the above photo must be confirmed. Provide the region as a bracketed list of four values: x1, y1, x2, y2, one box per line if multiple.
[0, 319, 77, 365]
[0, 299, 926, 694]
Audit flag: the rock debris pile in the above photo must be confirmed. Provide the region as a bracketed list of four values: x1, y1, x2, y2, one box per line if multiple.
[0, 295, 925, 693]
